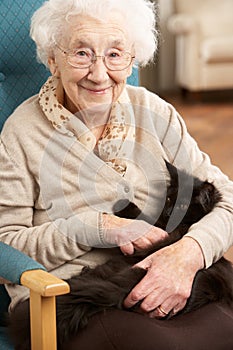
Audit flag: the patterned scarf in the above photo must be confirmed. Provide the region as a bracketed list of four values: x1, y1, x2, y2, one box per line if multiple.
[39, 76, 135, 176]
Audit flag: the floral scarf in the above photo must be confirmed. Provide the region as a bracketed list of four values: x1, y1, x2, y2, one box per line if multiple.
[39, 76, 135, 176]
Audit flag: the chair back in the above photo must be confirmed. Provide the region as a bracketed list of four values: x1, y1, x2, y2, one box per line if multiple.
[174, 0, 233, 37]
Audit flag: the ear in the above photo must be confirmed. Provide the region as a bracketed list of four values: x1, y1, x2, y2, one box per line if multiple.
[48, 57, 60, 77]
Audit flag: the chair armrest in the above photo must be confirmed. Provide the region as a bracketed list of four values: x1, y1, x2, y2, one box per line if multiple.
[20, 270, 69, 350]
[0, 242, 45, 285]
[21, 269, 70, 297]
[167, 14, 198, 35]
[0, 242, 70, 349]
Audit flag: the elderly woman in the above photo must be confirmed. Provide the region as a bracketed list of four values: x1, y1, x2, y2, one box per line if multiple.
[0, 0, 233, 349]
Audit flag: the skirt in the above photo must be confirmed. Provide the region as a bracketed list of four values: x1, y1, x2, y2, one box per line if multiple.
[63, 303, 233, 350]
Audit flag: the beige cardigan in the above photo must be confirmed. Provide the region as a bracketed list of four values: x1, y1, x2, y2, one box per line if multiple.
[0, 77, 233, 309]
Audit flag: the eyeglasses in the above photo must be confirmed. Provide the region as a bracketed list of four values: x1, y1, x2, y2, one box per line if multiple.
[56, 44, 135, 71]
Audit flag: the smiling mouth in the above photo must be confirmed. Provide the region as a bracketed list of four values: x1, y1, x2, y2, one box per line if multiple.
[82, 86, 112, 95]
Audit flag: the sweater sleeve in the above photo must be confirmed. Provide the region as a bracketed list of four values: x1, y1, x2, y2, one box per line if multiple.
[0, 138, 106, 271]
[161, 102, 233, 267]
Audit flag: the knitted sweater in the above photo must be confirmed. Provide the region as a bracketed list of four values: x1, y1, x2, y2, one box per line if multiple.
[0, 77, 233, 309]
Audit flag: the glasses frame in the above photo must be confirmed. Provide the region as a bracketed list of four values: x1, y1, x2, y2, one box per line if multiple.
[55, 44, 135, 71]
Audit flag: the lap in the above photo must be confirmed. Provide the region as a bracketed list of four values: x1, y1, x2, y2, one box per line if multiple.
[63, 303, 233, 350]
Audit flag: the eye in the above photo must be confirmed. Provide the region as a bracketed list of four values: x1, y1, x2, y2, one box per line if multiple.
[109, 52, 120, 58]
[76, 51, 87, 57]
[73, 49, 92, 58]
[107, 49, 122, 59]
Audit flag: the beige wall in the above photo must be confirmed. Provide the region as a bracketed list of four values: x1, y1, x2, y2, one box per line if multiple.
[140, 0, 176, 93]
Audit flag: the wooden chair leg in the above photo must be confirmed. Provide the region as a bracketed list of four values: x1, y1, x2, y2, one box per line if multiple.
[29, 291, 57, 350]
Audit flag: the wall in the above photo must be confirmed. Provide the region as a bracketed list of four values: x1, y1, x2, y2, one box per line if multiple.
[140, 0, 176, 93]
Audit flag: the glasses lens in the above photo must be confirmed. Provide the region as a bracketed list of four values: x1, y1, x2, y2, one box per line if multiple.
[67, 49, 93, 68]
[66, 49, 132, 70]
[105, 52, 132, 70]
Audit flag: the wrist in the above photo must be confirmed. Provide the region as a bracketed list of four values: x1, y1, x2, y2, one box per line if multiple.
[182, 236, 205, 270]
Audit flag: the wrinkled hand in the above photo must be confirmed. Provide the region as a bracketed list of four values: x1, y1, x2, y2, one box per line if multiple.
[124, 237, 204, 317]
[102, 214, 168, 255]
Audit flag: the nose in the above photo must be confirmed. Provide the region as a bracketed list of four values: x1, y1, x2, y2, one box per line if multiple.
[87, 57, 109, 84]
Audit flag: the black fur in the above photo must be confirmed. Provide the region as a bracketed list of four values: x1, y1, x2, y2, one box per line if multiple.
[9, 161, 233, 349]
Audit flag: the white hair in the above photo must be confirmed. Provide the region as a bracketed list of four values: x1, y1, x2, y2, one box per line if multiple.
[30, 0, 158, 67]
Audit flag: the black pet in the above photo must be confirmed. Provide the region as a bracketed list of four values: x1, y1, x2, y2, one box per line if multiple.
[9, 161, 233, 349]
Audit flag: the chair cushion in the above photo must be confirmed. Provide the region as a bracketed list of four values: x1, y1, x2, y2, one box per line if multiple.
[201, 37, 233, 63]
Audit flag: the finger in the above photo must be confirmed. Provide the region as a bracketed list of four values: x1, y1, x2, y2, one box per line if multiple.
[150, 298, 187, 319]
[171, 300, 187, 315]
[120, 242, 134, 255]
[123, 283, 146, 308]
[124, 269, 157, 308]
[140, 289, 169, 313]
[151, 305, 169, 318]
[133, 228, 168, 249]
[148, 301, 174, 319]
[135, 255, 153, 270]
[133, 237, 152, 251]
[123, 282, 151, 308]
[141, 286, 188, 315]
[149, 226, 169, 242]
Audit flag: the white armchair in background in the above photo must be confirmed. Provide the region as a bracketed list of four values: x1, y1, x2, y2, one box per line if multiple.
[167, 0, 233, 93]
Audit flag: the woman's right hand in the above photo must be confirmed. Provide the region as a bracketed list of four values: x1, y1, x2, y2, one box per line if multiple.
[102, 214, 168, 255]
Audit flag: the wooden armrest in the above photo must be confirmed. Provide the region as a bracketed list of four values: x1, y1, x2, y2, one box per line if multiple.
[21, 269, 70, 296]
[20, 270, 70, 350]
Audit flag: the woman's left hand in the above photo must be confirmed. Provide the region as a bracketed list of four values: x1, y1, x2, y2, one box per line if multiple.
[124, 236, 204, 317]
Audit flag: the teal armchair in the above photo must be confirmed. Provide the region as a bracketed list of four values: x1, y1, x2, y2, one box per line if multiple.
[0, 242, 70, 350]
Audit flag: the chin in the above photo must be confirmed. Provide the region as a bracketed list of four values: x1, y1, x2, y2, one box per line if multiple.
[86, 102, 112, 112]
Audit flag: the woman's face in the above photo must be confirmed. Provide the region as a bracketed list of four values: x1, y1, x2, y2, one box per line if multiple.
[48, 15, 134, 114]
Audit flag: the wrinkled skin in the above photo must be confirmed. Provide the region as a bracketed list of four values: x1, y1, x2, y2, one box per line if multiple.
[103, 214, 204, 317]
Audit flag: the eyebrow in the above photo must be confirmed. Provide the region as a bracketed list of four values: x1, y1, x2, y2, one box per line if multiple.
[72, 39, 126, 49]
[72, 40, 90, 48]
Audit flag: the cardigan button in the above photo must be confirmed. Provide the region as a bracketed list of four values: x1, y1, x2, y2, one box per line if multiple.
[0, 73, 6, 82]
[124, 186, 130, 193]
